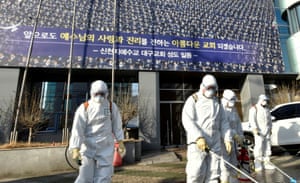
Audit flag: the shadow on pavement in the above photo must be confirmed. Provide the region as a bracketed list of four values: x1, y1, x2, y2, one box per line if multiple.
[0, 172, 77, 183]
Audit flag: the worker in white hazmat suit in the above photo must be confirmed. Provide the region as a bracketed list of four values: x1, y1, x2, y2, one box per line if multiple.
[69, 80, 125, 183]
[182, 74, 232, 183]
[249, 94, 273, 171]
[220, 89, 244, 183]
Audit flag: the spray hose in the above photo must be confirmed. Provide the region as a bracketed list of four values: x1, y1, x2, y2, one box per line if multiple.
[64, 144, 79, 170]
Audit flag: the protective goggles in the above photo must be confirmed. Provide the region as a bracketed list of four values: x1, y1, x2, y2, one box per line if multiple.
[94, 92, 106, 96]
[224, 97, 236, 102]
[263, 99, 269, 103]
[204, 85, 217, 90]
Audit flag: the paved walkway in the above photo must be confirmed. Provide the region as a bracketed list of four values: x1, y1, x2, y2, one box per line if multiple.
[1, 162, 186, 183]
[1, 150, 185, 183]
[1, 149, 300, 183]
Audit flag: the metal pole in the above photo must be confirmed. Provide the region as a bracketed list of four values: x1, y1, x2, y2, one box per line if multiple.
[11, 0, 43, 143]
[259, 159, 297, 183]
[209, 150, 259, 183]
[111, 0, 118, 102]
[63, 0, 77, 143]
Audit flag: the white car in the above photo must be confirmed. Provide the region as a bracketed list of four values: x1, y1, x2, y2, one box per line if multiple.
[242, 102, 300, 149]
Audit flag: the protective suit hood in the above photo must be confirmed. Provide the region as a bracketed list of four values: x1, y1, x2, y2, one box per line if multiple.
[222, 89, 236, 101]
[199, 74, 218, 98]
[257, 94, 269, 106]
[222, 89, 236, 108]
[200, 74, 218, 89]
[90, 80, 108, 99]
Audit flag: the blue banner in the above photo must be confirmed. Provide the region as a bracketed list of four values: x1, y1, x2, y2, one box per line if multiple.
[2, 26, 259, 66]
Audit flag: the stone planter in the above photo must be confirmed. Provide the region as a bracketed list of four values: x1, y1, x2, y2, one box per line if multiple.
[123, 139, 142, 164]
[0, 146, 73, 179]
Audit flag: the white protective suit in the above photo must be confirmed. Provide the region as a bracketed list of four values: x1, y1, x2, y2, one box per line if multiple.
[182, 75, 232, 183]
[69, 80, 124, 183]
[220, 89, 244, 183]
[249, 94, 272, 171]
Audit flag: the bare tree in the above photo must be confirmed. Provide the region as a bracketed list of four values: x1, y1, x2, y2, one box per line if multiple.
[270, 82, 300, 107]
[138, 96, 156, 142]
[18, 90, 49, 144]
[136, 90, 162, 147]
[114, 87, 138, 136]
[0, 98, 14, 144]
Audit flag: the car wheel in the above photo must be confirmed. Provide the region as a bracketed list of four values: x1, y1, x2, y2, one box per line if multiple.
[243, 134, 254, 153]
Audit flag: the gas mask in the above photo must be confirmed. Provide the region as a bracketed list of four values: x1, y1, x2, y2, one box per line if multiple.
[261, 100, 268, 107]
[227, 100, 235, 108]
[93, 92, 106, 103]
[204, 89, 216, 98]
[93, 96, 105, 103]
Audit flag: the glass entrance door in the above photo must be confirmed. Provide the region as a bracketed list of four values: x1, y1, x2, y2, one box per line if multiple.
[160, 102, 185, 146]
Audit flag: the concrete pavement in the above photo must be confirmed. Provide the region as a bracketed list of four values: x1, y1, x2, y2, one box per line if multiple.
[0, 150, 184, 183]
[1, 149, 300, 183]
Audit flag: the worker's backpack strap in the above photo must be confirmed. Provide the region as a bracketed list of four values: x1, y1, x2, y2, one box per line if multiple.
[83, 101, 112, 119]
[109, 101, 112, 116]
[83, 101, 112, 111]
[252, 105, 257, 117]
[83, 101, 89, 121]
[84, 101, 89, 110]
[109, 101, 112, 120]
[252, 105, 258, 129]
[192, 93, 198, 103]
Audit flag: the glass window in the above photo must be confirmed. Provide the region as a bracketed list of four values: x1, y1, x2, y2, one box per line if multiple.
[38, 81, 138, 132]
[272, 104, 297, 120]
[287, 6, 300, 34]
[274, 5, 290, 71]
[295, 104, 300, 118]
[297, 6, 300, 27]
[160, 89, 185, 101]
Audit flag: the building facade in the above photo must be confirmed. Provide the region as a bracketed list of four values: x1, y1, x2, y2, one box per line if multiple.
[278, 0, 300, 74]
[0, 0, 298, 149]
